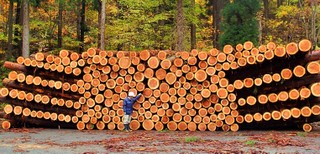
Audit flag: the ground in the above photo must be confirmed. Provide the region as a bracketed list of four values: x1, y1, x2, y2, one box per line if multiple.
[0, 127, 320, 154]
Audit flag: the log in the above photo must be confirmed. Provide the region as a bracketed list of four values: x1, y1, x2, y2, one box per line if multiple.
[258, 94, 268, 104]
[268, 93, 278, 103]
[281, 109, 291, 120]
[291, 108, 301, 118]
[142, 119, 154, 131]
[274, 46, 286, 57]
[271, 110, 281, 120]
[262, 74, 272, 84]
[3, 104, 13, 114]
[1, 120, 11, 130]
[243, 78, 254, 88]
[300, 87, 311, 99]
[223, 45, 234, 54]
[286, 42, 299, 55]
[278, 91, 289, 101]
[230, 124, 239, 132]
[140, 50, 151, 61]
[293, 65, 306, 78]
[198, 61, 208, 69]
[243, 41, 253, 50]
[280, 69, 293, 80]
[244, 114, 253, 123]
[302, 123, 312, 132]
[299, 39, 312, 52]
[165, 73, 176, 85]
[236, 115, 244, 124]
[311, 105, 320, 115]
[254, 78, 263, 86]
[301, 106, 312, 117]
[225, 115, 235, 125]
[247, 56, 256, 65]
[307, 61, 320, 74]
[147, 78, 159, 90]
[246, 96, 256, 106]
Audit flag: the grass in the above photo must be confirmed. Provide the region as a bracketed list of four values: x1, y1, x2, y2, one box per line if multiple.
[297, 132, 307, 137]
[158, 128, 169, 132]
[0, 103, 6, 110]
[184, 136, 200, 143]
[244, 140, 256, 146]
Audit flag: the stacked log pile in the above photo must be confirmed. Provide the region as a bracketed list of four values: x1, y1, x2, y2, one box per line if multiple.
[1, 39, 320, 132]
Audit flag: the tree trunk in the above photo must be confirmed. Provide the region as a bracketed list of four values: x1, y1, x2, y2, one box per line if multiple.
[98, 0, 106, 50]
[277, 0, 283, 7]
[14, 0, 22, 57]
[57, 0, 63, 48]
[175, 0, 185, 51]
[80, 0, 86, 52]
[76, 1, 82, 52]
[22, 0, 30, 57]
[7, 0, 14, 60]
[310, 0, 318, 49]
[190, 0, 196, 50]
[212, 0, 227, 48]
[263, 0, 269, 19]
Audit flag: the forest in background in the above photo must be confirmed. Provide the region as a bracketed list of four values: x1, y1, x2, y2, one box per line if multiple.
[0, 0, 319, 81]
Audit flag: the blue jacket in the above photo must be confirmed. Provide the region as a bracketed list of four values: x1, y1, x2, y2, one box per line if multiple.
[123, 94, 141, 115]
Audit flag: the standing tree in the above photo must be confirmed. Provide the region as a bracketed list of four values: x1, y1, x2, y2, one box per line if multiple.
[77, 0, 86, 52]
[7, 0, 14, 60]
[219, 0, 260, 47]
[14, 0, 22, 56]
[98, 0, 106, 50]
[22, 0, 30, 57]
[190, 0, 196, 50]
[175, 0, 186, 51]
[310, 0, 319, 48]
[57, 0, 64, 48]
[208, 0, 228, 49]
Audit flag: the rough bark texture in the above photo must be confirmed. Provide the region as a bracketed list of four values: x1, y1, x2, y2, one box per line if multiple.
[175, 0, 185, 51]
[22, 0, 30, 57]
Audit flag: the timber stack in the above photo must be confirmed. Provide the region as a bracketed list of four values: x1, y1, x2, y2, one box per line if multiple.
[1, 39, 320, 132]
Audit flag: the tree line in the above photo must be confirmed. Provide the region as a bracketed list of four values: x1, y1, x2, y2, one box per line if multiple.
[0, 0, 319, 61]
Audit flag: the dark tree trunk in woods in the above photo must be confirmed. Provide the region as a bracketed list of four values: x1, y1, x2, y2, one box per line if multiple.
[22, 0, 30, 57]
[310, 0, 319, 48]
[175, 0, 185, 52]
[212, 0, 227, 49]
[57, 0, 63, 48]
[7, 0, 14, 60]
[190, 0, 196, 50]
[98, 0, 106, 50]
[277, 0, 283, 7]
[14, 0, 22, 56]
[263, 0, 269, 19]
[80, 0, 86, 52]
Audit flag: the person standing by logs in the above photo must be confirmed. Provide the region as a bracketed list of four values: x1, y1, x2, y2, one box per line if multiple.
[123, 92, 142, 132]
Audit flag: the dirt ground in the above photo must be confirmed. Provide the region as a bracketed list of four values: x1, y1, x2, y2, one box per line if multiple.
[1, 126, 320, 154]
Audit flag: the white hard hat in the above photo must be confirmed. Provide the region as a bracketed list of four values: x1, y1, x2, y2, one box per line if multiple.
[128, 92, 135, 97]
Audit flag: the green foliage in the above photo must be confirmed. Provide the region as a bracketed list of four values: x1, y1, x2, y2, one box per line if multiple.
[158, 128, 169, 132]
[219, 0, 260, 47]
[184, 136, 200, 142]
[297, 132, 307, 137]
[244, 140, 256, 146]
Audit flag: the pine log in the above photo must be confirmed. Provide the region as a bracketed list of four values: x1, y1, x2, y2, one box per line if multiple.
[274, 46, 286, 57]
[286, 42, 299, 55]
[298, 39, 312, 52]
[302, 123, 312, 132]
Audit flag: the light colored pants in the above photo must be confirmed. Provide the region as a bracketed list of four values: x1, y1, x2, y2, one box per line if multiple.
[123, 115, 131, 124]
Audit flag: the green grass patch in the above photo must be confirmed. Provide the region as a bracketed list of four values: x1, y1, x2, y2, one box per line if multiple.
[297, 132, 307, 137]
[158, 128, 169, 132]
[244, 140, 256, 146]
[0, 103, 6, 110]
[184, 136, 200, 143]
